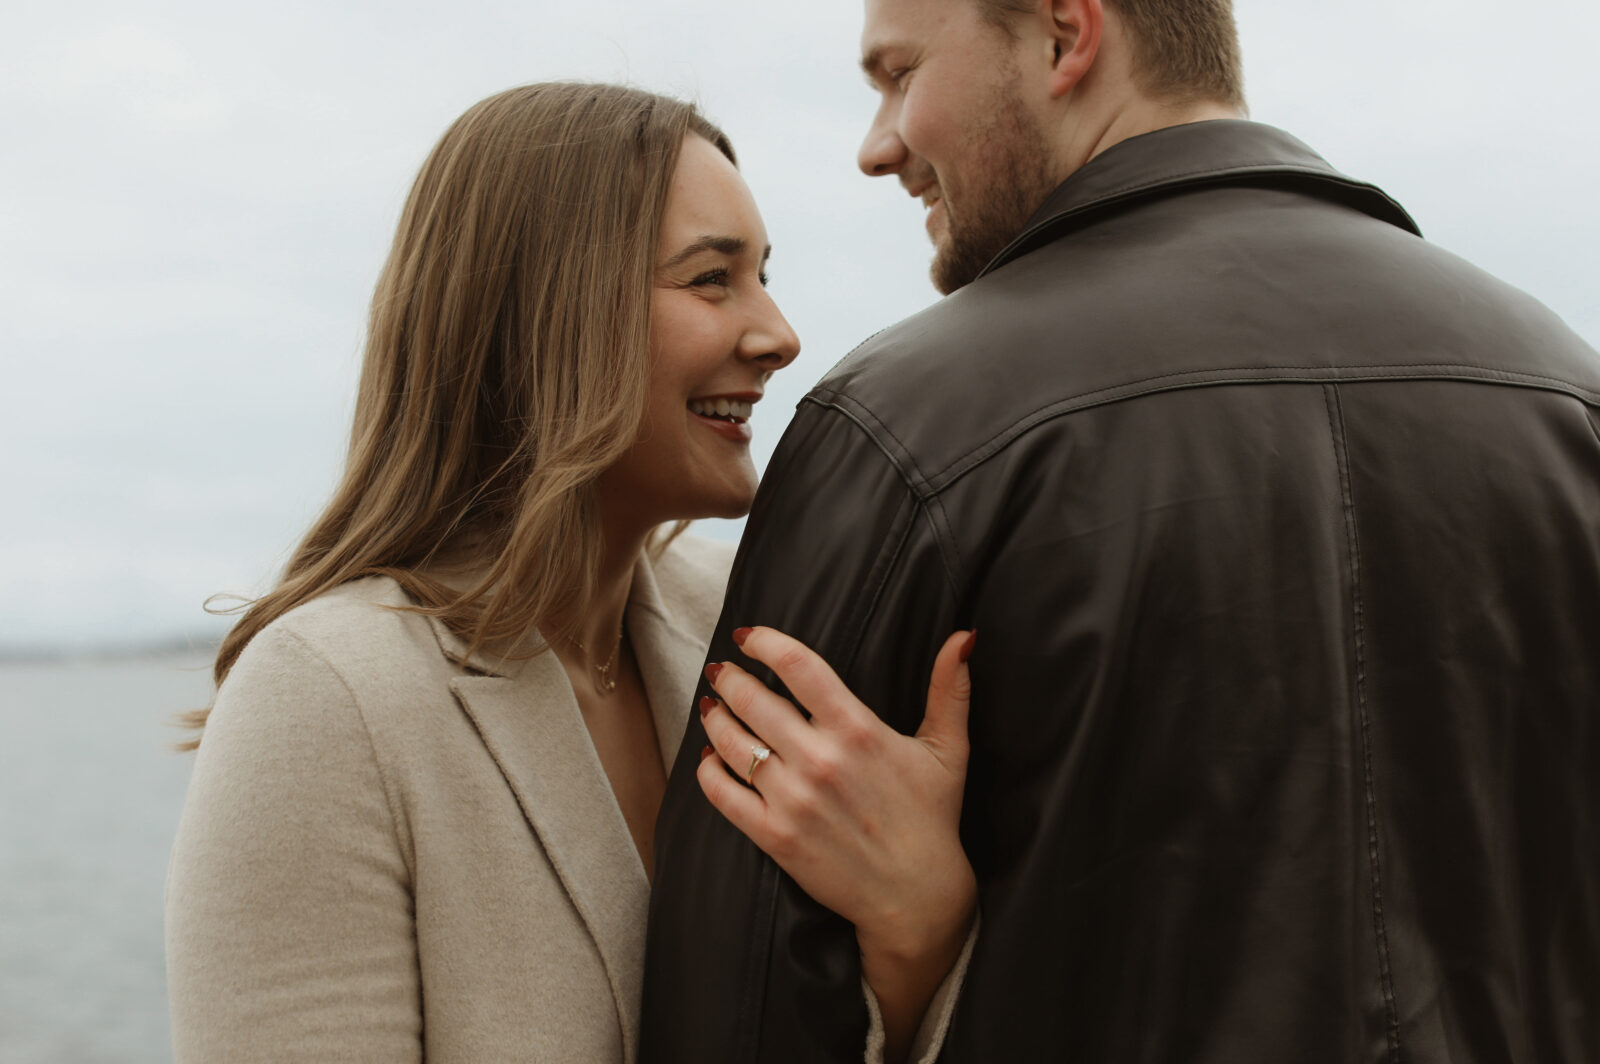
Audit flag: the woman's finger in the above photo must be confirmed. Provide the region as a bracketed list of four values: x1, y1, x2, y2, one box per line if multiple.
[731, 626, 862, 728]
[695, 746, 777, 848]
[704, 661, 811, 755]
[916, 630, 975, 768]
[699, 695, 782, 793]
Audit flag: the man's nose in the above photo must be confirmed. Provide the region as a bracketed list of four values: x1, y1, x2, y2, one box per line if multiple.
[857, 111, 907, 177]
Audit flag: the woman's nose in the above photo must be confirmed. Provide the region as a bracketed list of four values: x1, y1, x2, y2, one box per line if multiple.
[743, 290, 801, 371]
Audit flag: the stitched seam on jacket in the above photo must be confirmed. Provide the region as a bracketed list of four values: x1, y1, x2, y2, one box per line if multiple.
[800, 395, 963, 588]
[277, 624, 415, 885]
[922, 491, 964, 588]
[837, 490, 919, 679]
[1323, 385, 1402, 1061]
[737, 855, 781, 1060]
[804, 393, 935, 492]
[810, 365, 1600, 500]
[906, 365, 1600, 489]
[731, 459, 918, 1061]
[734, 493, 919, 1061]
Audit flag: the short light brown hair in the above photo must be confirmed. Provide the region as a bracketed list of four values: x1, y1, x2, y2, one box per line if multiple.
[979, 0, 1245, 111]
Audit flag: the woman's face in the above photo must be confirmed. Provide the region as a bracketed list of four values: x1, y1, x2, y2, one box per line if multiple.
[600, 135, 801, 529]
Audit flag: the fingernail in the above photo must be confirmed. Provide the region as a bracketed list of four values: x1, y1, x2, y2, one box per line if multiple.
[704, 662, 724, 684]
[732, 627, 753, 646]
[699, 695, 718, 716]
[701, 745, 714, 761]
[959, 629, 978, 663]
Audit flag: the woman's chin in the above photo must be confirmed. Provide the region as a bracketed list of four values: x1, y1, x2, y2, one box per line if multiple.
[693, 471, 760, 521]
[651, 492, 756, 529]
[694, 495, 756, 522]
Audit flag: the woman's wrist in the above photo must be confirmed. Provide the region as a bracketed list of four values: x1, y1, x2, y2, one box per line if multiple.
[855, 864, 977, 1063]
[857, 856, 976, 966]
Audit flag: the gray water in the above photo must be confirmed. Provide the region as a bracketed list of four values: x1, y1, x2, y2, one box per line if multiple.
[1, 652, 208, 1063]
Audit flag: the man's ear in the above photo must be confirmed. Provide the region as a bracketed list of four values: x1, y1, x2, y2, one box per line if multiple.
[1038, 0, 1102, 99]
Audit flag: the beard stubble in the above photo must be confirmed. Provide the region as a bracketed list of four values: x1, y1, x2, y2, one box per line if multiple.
[931, 90, 1058, 295]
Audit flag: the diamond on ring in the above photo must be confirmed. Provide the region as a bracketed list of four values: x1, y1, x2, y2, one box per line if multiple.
[745, 744, 771, 785]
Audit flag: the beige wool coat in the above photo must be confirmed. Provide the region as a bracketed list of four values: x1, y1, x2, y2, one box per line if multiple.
[165, 535, 967, 1063]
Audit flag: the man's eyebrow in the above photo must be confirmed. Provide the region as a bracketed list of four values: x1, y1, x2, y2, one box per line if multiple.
[860, 46, 886, 83]
[660, 235, 770, 270]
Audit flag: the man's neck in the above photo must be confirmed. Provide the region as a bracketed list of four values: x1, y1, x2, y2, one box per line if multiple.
[1058, 98, 1244, 181]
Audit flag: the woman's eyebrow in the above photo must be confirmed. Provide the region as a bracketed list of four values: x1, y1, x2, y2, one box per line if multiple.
[661, 235, 746, 270]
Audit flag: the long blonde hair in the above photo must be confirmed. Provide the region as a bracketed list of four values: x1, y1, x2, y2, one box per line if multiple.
[180, 83, 733, 749]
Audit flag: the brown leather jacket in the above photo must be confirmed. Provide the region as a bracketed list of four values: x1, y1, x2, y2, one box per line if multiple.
[642, 121, 1600, 1062]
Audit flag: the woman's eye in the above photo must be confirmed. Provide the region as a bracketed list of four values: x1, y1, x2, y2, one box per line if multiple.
[758, 271, 770, 288]
[691, 267, 731, 287]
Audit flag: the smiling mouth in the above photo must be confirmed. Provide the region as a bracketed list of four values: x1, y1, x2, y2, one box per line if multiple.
[688, 397, 754, 423]
[911, 184, 944, 237]
[907, 177, 941, 208]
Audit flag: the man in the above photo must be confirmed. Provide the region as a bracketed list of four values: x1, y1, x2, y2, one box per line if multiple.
[642, 0, 1600, 1060]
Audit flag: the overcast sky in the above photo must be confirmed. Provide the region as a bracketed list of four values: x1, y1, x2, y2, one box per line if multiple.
[2, 0, 1596, 649]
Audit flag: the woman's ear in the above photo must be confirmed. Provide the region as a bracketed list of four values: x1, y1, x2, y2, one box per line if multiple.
[1039, 0, 1103, 99]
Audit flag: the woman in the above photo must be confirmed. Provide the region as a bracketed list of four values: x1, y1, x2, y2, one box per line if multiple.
[165, 83, 974, 1063]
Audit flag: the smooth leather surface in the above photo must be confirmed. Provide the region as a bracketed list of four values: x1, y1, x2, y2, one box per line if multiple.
[641, 121, 1600, 1062]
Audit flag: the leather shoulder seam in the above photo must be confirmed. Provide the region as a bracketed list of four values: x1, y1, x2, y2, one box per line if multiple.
[833, 492, 921, 681]
[917, 364, 1600, 492]
[801, 392, 932, 493]
[800, 394, 964, 588]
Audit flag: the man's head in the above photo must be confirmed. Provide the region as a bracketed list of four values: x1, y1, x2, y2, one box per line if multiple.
[859, 0, 1245, 293]
[976, 0, 1244, 111]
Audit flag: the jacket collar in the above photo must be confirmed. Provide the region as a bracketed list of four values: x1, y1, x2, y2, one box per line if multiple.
[427, 550, 705, 1060]
[980, 119, 1421, 281]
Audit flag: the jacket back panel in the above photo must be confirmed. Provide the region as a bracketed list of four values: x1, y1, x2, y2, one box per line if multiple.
[882, 185, 1600, 1061]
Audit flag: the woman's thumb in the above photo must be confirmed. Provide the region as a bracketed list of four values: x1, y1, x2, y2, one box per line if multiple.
[917, 629, 975, 758]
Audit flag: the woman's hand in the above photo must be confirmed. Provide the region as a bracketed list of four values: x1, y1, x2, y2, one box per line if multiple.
[696, 626, 977, 1062]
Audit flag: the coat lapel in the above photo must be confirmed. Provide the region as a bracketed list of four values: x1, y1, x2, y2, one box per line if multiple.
[429, 549, 711, 1062]
[444, 640, 649, 1060]
[625, 550, 710, 770]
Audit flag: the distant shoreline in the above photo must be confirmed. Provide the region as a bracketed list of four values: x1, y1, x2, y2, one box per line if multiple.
[0, 635, 222, 665]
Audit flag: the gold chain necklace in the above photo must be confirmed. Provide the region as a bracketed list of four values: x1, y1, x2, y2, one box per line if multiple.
[571, 621, 625, 694]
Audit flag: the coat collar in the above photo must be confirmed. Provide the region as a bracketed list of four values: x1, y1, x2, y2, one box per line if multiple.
[980, 119, 1421, 281]
[428, 549, 707, 1060]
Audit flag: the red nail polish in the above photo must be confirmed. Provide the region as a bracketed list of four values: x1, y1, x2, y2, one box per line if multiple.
[704, 662, 724, 684]
[732, 627, 753, 646]
[959, 629, 978, 663]
[699, 695, 718, 715]
[701, 745, 714, 761]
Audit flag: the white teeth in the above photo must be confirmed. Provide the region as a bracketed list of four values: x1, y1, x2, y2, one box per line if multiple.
[689, 398, 754, 419]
